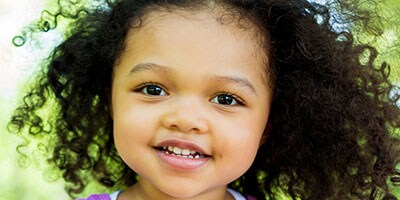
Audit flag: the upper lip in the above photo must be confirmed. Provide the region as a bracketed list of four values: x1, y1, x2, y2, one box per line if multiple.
[154, 139, 210, 156]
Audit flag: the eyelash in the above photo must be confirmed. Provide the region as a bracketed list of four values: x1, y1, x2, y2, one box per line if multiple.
[133, 82, 246, 106]
[133, 82, 168, 96]
[211, 91, 246, 106]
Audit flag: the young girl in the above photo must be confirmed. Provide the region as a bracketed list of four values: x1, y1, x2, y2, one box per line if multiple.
[9, 0, 400, 199]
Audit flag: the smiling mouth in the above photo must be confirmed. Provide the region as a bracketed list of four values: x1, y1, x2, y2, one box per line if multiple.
[154, 146, 210, 159]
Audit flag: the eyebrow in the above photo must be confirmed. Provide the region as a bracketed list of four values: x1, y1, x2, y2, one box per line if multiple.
[128, 62, 257, 95]
[214, 75, 257, 95]
[129, 63, 171, 75]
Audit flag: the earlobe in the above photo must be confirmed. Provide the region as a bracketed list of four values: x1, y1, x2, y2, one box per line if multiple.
[260, 121, 271, 146]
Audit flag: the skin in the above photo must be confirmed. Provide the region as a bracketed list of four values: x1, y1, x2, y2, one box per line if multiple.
[111, 9, 273, 200]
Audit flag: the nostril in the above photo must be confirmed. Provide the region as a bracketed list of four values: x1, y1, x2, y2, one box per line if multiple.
[162, 116, 208, 134]
[160, 102, 209, 134]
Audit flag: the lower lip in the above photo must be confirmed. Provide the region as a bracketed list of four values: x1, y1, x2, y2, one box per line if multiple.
[156, 150, 210, 171]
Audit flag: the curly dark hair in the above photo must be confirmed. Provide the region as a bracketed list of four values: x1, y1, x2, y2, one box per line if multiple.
[9, 0, 400, 199]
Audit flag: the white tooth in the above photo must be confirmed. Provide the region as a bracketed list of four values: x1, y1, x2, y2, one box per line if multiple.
[168, 146, 174, 152]
[182, 155, 188, 158]
[190, 150, 196, 154]
[173, 147, 182, 155]
[189, 155, 194, 159]
[162, 147, 167, 150]
[195, 155, 200, 159]
[182, 149, 191, 156]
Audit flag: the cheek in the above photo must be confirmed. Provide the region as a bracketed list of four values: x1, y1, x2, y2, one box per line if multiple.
[113, 100, 161, 138]
[226, 127, 262, 159]
[113, 109, 142, 140]
[214, 117, 266, 179]
[112, 105, 158, 164]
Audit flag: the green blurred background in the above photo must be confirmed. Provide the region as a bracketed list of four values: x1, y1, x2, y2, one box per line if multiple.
[0, 0, 399, 200]
[0, 0, 70, 199]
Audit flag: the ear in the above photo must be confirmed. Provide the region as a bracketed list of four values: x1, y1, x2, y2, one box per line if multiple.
[259, 121, 271, 146]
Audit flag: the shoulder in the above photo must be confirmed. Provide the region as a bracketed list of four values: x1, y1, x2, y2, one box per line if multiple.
[76, 194, 111, 200]
[76, 191, 121, 200]
[227, 188, 257, 200]
[78, 190, 253, 200]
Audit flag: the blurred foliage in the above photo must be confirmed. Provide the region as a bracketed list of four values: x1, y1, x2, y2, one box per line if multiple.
[353, 0, 400, 82]
[0, 0, 70, 199]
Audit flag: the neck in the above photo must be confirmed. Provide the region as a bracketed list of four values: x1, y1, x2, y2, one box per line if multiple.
[117, 181, 234, 200]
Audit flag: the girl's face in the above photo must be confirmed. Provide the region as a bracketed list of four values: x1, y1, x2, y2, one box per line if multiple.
[111, 10, 272, 199]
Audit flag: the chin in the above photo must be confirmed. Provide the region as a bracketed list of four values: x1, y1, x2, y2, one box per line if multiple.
[158, 182, 206, 198]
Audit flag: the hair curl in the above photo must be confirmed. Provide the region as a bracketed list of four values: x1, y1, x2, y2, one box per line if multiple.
[9, 0, 400, 199]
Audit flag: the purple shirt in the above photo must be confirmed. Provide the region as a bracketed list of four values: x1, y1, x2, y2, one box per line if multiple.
[77, 189, 256, 200]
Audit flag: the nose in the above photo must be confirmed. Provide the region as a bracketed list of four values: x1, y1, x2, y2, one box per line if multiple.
[161, 96, 209, 134]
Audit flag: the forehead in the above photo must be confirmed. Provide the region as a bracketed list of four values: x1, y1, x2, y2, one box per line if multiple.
[119, 9, 269, 83]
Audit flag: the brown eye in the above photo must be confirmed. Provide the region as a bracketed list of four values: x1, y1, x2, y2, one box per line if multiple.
[211, 94, 242, 106]
[138, 84, 167, 96]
